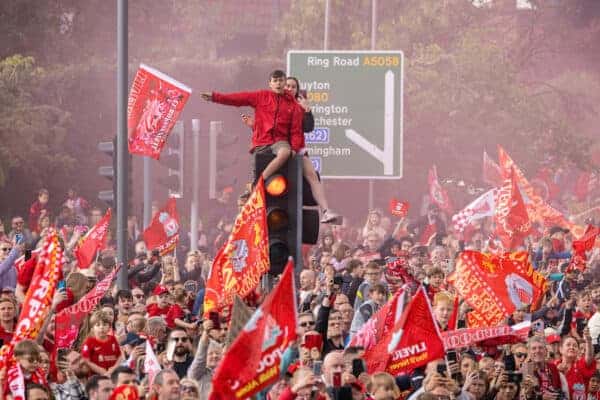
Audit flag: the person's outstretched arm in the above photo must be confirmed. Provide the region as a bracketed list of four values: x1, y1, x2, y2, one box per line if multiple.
[201, 90, 260, 108]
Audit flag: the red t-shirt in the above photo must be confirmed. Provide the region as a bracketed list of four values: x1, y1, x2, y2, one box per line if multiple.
[165, 304, 185, 329]
[81, 335, 121, 370]
[146, 303, 170, 318]
[0, 325, 13, 345]
[561, 357, 597, 400]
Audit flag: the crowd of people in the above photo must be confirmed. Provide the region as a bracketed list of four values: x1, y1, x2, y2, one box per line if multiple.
[0, 69, 598, 400]
[0, 177, 598, 400]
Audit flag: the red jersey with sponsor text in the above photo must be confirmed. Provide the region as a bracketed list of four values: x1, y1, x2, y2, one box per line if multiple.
[81, 334, 121, 370]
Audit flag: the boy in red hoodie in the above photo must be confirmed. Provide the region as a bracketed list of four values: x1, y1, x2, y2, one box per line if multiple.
[201, 69, 303, 182]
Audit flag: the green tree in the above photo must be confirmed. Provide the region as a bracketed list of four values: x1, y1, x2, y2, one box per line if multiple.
[0, 55, 74, 213]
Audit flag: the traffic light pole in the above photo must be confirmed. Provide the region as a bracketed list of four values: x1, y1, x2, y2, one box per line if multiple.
[143, 157, 152, 229]
[116, 0, 129, 289]
[190, 119, 201, 251]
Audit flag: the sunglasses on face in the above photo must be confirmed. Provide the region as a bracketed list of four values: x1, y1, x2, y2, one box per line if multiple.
[181, 385, 198, 394]
[514, 352, 527, 358]
[299, 321, 315, 327]
[171, 337, 190, 343]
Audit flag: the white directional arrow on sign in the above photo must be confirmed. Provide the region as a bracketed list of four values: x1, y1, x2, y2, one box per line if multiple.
[345, 70, 395, 175]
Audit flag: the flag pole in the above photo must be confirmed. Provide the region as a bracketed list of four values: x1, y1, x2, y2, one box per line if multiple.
[116, 0, 129, 289]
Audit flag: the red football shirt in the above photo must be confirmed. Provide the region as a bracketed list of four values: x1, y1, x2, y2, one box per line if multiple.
[146, 303, 170, 318]
[81, 335, 121, 370]
[165, 304, 185, 329]
[562, 357, 597, 400]
[0, 325, 13, 345]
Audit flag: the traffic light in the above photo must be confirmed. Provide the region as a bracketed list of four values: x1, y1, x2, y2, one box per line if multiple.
[254, 154, 318, 275]
[208, 121, 239, 199]
[159, 120, 184, 198]
[98, 136, 132, 212]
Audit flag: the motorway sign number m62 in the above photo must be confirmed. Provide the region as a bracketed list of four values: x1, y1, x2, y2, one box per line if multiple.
[287, 50, 404, 180]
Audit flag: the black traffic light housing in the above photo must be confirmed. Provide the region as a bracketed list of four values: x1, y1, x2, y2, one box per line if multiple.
[254, 153, 320, 275]
[98, 136, 132, 213]
[158, 121, 184, 198]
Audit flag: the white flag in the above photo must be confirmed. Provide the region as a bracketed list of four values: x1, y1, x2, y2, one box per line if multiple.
[144, 339, 162, 385]
[452, 188, 497, 232]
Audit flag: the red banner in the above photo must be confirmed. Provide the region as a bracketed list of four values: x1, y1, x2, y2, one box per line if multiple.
[389, 199, 409, 218]
[55, 266, 119, 348]
[210, 260, 297, 400]
[569, 224, 599, 271]
[204, 178, 269, 316]
[143, 198, 180, 255]
[497, 146, 584, 237]
[447, 251, 547, 327]
[349, 289, 405, 350]
[483, 150, 503, 187]
[364, 287, 445, 376]
[128, 64, 191, 159]
[441, 321, 530, 349]
[0, 231, 61, 394]
[494, 167, 531, 250]
[74, 208, 111, 269]
[428, 165, 452, 213]
[13, 231, 62, 341]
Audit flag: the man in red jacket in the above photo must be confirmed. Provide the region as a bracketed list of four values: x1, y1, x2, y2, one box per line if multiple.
[201, 69, 303, 181]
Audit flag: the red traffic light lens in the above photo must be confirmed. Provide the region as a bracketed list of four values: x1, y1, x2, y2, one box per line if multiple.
[265, 174, 287, 197]
[267, 208, 289, 232]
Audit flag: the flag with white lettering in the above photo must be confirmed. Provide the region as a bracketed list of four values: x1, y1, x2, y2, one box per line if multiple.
[55, 266, 119, 349]
[74, 208, 111, 269]
[128, 64, 191, 159]
[363, 287, 445, 375]
[210, 260, 297, 400]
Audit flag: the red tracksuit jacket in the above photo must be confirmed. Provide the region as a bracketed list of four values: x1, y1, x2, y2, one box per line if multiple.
[212, 90, 305, 152]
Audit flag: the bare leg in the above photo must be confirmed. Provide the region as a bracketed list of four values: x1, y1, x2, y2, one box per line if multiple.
[302, 156, 329, 210]
[261, 147, 291, 180]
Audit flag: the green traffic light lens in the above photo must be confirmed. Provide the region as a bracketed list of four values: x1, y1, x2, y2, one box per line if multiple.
[269, 240, 289, 275]
[267, 208, 289, 232]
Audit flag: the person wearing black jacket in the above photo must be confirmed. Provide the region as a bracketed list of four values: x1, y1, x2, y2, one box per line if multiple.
[128, 259, 161, 292]
[315, 291, 345, 356]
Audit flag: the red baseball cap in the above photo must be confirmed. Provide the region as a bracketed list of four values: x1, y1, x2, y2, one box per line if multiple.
[153, 285, 169, 296]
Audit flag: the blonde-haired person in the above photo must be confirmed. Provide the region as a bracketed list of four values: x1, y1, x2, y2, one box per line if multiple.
[160, 255, 181, 284]
[368, 372, 401, 400]
[362, 209, 387, 243]
[180, 378, 201, 400]
[432, 291, 455, 331]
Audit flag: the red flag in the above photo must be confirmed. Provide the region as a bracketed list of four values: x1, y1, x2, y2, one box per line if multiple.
[389, 199, 410, 218]
[74, 208, 111, 269]
[204, 178, 269, 316]
[447, 295, 460, 331]
[494, 167, 531, 250]
[128, 64, 191, 159]
[12, 231, 62, 341]
[363, 287, 445, 376]
[55, 266, 119, 348]
[143, 198, 180, 255]
[497, 146, 584, 237]
[349, 289, 405, 351]
[483, 150, 503, 187]
[569, 224, 599, 271]
[428, 165, 452, 213]
[447, 251, 547, 327]
[442, 321, 530, 349]
[210, 260, 297, 399]
[0, 231, 62, 393]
